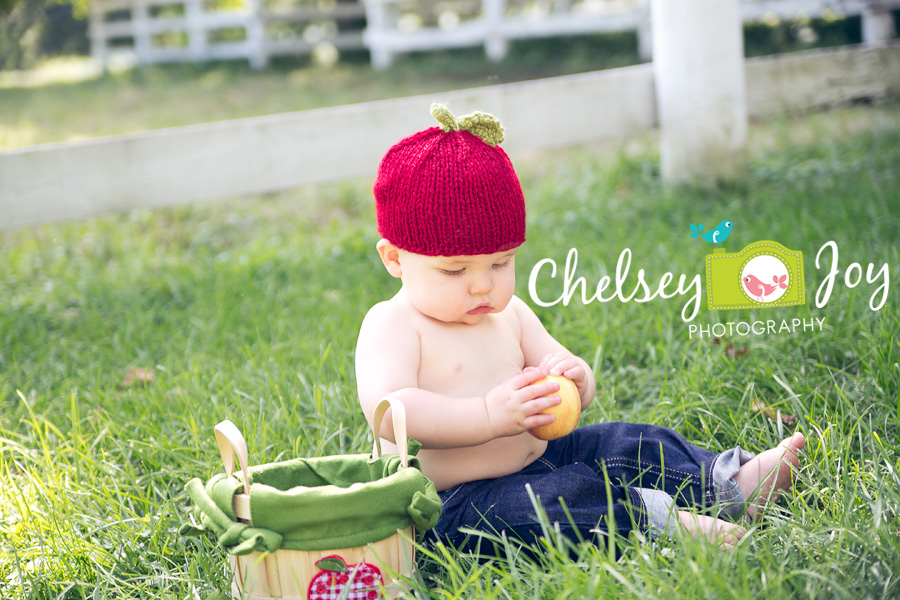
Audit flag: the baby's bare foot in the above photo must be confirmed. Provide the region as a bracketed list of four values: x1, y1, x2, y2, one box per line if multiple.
[677, 511, 746, 548]
[734, 432, 806, 521]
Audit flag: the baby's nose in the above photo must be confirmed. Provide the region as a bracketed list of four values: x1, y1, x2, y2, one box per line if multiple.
[469, 273, 493, 295]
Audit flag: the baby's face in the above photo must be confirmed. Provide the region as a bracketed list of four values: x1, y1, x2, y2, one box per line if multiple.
[397, 247, 518, 325]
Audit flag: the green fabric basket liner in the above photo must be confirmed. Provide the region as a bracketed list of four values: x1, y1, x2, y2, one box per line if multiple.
[182, 439, 441, 555]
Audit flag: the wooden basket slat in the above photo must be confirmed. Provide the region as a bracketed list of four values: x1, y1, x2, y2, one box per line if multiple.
[274, 550, 305, 597]
[265, 553, 283, 597]
[230, 526, 415, 599]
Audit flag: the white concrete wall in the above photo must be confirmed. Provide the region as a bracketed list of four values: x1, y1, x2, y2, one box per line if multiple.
[2, 43, 899, 230]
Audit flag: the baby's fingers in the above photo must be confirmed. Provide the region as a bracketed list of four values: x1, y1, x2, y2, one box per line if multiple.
[523, 410, 557, 430]
[519, 384, 561, 430]
[522, 376, 560, 401]
[522, 393, 560, 428]
[538, 352, 568, 372]
[527, 390, 561, 414]
[508, 367, 550, 391]
[548, 359, 582, 378]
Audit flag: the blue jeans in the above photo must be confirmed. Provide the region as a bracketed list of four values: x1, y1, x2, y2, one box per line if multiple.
[428, 422, 752, 552]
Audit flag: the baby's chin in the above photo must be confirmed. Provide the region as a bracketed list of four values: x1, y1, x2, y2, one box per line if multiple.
[457, 313, 489, 325]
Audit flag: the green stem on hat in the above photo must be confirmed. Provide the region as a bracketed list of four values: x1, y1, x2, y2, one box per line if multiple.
[430, 103, 505, 147]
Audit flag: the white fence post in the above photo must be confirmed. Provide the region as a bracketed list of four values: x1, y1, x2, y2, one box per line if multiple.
[484, 0, 509, 62]
[651, 0, 748, 185]
[244, 0, 268, 70]
[637, 0, 652, 61]
[363, 0, 394, 69]
[132, 0, 152, 65]
[185, 0, 207, 63]
[862, 2, 897, 45]
[89, 1, 109, 66]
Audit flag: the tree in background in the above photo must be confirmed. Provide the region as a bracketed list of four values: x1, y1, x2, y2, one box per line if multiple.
[1, 0, 87, 69]
[1, 0, 47, 68]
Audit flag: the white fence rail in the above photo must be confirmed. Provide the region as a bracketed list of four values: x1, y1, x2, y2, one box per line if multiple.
[2, 42, 899, 230]
[90, 0, 366, 70]
[88, 0, 899, 70]
[367, 0, 900, 67]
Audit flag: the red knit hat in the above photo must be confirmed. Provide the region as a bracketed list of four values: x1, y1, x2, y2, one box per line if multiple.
[374, 104, 525, 256]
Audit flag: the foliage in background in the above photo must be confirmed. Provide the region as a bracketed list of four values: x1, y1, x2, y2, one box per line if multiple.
[0, 0, 889, 72]
[1, 0, 47, 68]
[1, 0, 89, 69]
[0, 101, 898, 599]
[743, 12, 863, 57]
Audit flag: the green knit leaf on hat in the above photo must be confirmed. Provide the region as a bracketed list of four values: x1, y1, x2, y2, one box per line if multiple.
[430, 103, 459, 132]
[430, 103, 505, 147]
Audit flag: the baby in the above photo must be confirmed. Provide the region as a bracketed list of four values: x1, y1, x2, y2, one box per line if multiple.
[355, 104, 804, 551]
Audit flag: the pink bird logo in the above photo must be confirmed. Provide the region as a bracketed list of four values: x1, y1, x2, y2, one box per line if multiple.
[742, 274, 788, 301]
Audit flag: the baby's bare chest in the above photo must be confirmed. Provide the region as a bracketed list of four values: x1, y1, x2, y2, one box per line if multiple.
[416, 317, 525, 396]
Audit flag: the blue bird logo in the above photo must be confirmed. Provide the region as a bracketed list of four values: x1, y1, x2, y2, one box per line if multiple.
[690, 220, 733, 248]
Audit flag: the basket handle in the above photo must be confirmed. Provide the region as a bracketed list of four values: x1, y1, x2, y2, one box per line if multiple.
[372, 397, 409, 468]
[213, 399, 407, 498]
[214, 419, 251, 496]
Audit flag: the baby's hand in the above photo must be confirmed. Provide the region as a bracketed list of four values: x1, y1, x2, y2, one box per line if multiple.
[484, 369, 561, 438]
[539, 352, 590, 405]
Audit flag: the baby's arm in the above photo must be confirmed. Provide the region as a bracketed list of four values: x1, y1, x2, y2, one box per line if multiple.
[355, 300, 561, 448]
[512, 296, 596, 410]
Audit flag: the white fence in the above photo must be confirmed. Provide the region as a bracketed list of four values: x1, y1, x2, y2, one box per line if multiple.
[366, 0, 900, 67]
[2, 42, 899, 230]
[89, 0, 367, 70]
[88, 0, 899, 69]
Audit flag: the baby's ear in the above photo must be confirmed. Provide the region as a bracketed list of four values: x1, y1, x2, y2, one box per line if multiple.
[376, 239, 402, 278]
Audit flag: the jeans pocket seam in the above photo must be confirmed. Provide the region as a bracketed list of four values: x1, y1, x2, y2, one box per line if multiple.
[441, 483, 464, 504]
[538, 457, 557, 471]
[605, 457, 703, 481]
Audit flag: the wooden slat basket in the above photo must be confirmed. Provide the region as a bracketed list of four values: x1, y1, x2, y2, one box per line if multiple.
[211, 398, 423, 600]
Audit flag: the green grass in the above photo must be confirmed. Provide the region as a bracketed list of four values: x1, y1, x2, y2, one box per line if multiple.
[1, 100, 899, 599]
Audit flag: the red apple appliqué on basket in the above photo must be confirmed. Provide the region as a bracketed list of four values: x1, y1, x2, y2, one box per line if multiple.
[307, 555, 384, 600]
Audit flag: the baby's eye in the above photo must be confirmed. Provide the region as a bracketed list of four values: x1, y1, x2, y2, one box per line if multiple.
[441, 268, 465, 277]
[492, 260, 511, 270]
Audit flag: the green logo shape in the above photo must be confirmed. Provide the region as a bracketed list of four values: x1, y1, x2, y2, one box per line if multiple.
[706, 240, 806, 310]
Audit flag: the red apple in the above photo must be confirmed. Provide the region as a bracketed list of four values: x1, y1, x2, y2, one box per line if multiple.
[528, 374, 581, 441]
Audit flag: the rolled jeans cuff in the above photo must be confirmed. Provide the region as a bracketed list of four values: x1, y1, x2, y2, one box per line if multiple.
[712, 446, 755, 519]
[634, 488, 678, 539]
